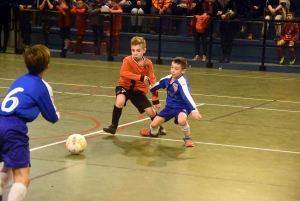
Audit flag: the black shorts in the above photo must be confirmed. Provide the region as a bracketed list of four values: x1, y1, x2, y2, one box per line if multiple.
[116, 86, 152, 114]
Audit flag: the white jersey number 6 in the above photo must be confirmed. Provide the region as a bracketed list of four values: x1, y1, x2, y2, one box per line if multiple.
[1, 87, 24, 112]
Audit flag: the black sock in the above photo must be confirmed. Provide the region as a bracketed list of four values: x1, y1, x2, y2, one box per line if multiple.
[112, 105, 122, 127]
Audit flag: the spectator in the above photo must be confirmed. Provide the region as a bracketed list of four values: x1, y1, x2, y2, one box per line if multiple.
[260, 0, 285, 41]
[0, 0, 11, 53]
[39, 0, 57, 47]
[218, 0, 238, 63]
[277, 11, 299, 65]
[192, 0, 212, 62]
[149, 0, 172, 35]
[70, 0, 87, 54]
[106, 0, 122, 56]
[88, 0, 106, 55]
[119, 0, 132, 13]
[240, 0, 263, 40]
[11, 0, 36, 52]
[130, 0, 150, 33]
[55, 0, 71, 56]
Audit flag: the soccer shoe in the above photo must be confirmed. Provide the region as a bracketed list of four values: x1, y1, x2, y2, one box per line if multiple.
[183, 137, 194, 147]
[193, 55, 200, 61]
[240, 25, 246, 33]
[202, 55, 207, 62]
[279, 56, 285, 65]
[139, 128, 158, 137]
[247, 33, 252, 40]
[158, 126, 166, 135]
[103, 124, 117, 134]
[289, 57, 296, 65]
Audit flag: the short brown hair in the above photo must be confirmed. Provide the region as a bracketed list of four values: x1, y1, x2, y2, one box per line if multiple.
[131, 36, 146, 48]
[23, 45, 50, 75]
[287, 12, 294, 17]
[172, 57, 188, 70]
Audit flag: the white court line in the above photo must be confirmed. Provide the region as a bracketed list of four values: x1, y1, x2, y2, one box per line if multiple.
[29, 105, 300, 155]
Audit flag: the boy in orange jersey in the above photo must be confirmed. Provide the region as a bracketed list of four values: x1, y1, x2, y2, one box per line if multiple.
[70, 0, 87, 54]
[106, 0, 122, 56]
[277, 12, 299, 65]
[55, 0, 71, 56]
[103, 36, 166, 135]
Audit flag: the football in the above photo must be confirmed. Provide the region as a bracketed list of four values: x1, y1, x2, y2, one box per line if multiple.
[66, 134, 87, 154]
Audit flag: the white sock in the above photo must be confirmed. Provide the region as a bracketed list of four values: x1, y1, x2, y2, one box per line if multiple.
[180, 123, 190, 138]
[150, 125, 159, 135]
[0, 169, 13, 195]
[7, 183, 27, 201]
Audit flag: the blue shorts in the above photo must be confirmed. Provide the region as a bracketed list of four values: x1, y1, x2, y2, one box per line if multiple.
[157, 107, 191, 125]
[0, 116, 29, 168]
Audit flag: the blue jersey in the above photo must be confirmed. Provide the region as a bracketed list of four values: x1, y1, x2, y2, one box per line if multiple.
[0, 73, 60, 123]
[150, 74, 198, 112]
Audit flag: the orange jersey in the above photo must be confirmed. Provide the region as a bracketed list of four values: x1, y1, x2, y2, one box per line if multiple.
[118, 56, 159, 102]
[281, 22, 299, 42]
[70, 6, 87, 35]
[56, 4, 70, 27]
[111, 5, 122, 30]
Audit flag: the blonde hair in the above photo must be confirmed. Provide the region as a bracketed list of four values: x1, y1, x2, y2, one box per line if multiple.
[131, 36, 146, 48]
[173, 57, 188, 70]
[23, 45, 50, 75]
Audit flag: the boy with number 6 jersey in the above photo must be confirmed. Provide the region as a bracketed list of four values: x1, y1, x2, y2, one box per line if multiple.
[140, 57, 202, 147]
[0, 45, 60, 201]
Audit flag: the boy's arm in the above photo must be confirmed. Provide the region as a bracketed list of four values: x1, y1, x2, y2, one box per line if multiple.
[162, 0, 170, 11]
[76, 7, 86, 14]
[292, 23, 299, 42]
[178, 80, 198, 112]
[70, 6, 77, 13]
[37, 82, 60, 123]
[147, 62, 160, 104]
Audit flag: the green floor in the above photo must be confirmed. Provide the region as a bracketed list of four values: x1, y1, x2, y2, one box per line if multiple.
[0, 53, 300, 201]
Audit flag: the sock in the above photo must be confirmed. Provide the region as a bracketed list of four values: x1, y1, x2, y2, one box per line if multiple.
[277, 48, 283, 57]
[150, 125, 159, 135]
[180, 123, 190, 138]
[64, 39, 70, 49]
[150, 112, 157, 121]
[289, 48, 296, 59]
[112, 105, 122, 127]
[0, 169, 13, 195]
[7, 183, 27, 201]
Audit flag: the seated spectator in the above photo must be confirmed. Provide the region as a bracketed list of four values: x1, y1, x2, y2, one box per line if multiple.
[119, 0, 132, 12]
[39, 0, 57, 47]
[149, 0, 172, 35]
[260, 0, 286, 41]
[0, 0, 11, 53]
[131, 0, 150, 33]
[277, 11, 299, 65]
[240, 0, 263, 40]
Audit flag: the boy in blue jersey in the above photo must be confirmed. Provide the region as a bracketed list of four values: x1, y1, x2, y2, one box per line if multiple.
[140, 57, 202, 147]
[0, 45, 60, 201]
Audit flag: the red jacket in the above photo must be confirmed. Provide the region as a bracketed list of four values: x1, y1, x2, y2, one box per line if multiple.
[56, 4, 70, 27]
[281, 22, 299, 42]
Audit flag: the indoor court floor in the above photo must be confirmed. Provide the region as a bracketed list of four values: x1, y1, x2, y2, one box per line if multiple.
[0, 52, 300, 201]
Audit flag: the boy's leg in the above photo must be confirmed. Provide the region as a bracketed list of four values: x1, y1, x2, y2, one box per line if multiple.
[178, 112, 194, 147]
[8, 167, 30, 201]
[0, 167, 13, 199]
[103, 93, 126, 134]
[140, 116, 165, 137]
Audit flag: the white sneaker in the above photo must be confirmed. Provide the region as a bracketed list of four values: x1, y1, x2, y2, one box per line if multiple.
[193, 55, 200, 61]
[202, 55, 207, 61]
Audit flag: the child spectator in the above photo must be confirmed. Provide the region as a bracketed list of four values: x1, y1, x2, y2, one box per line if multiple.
[88, 0, 106, 55]
[39, 0, 57, 47]
[277, 12, 299, 65]
[55, 0, 71, 56]
[130, 0, 150, 33]
[192, 0, 212, 62]
[70, 0, 87, 54]
[139, 57, 202, 147]
[0, 0, 11, 53]
[0, 45, 60, 201]
[106, 0, 122, 56]
[103, 36, 166, 136]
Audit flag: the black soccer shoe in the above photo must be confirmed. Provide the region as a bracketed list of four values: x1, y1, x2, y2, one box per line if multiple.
[158, 126, 166, 135]
[103, 124, 117, 134]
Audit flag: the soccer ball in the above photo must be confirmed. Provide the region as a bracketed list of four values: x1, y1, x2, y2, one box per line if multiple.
[66, 134, 87, 155]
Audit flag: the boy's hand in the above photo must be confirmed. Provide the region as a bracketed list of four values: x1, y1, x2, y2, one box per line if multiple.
[191, 110, 202, 120]
[289, 41, 294, 47]
[153, 103, 161, 109]
[142, 76, 150, 85]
